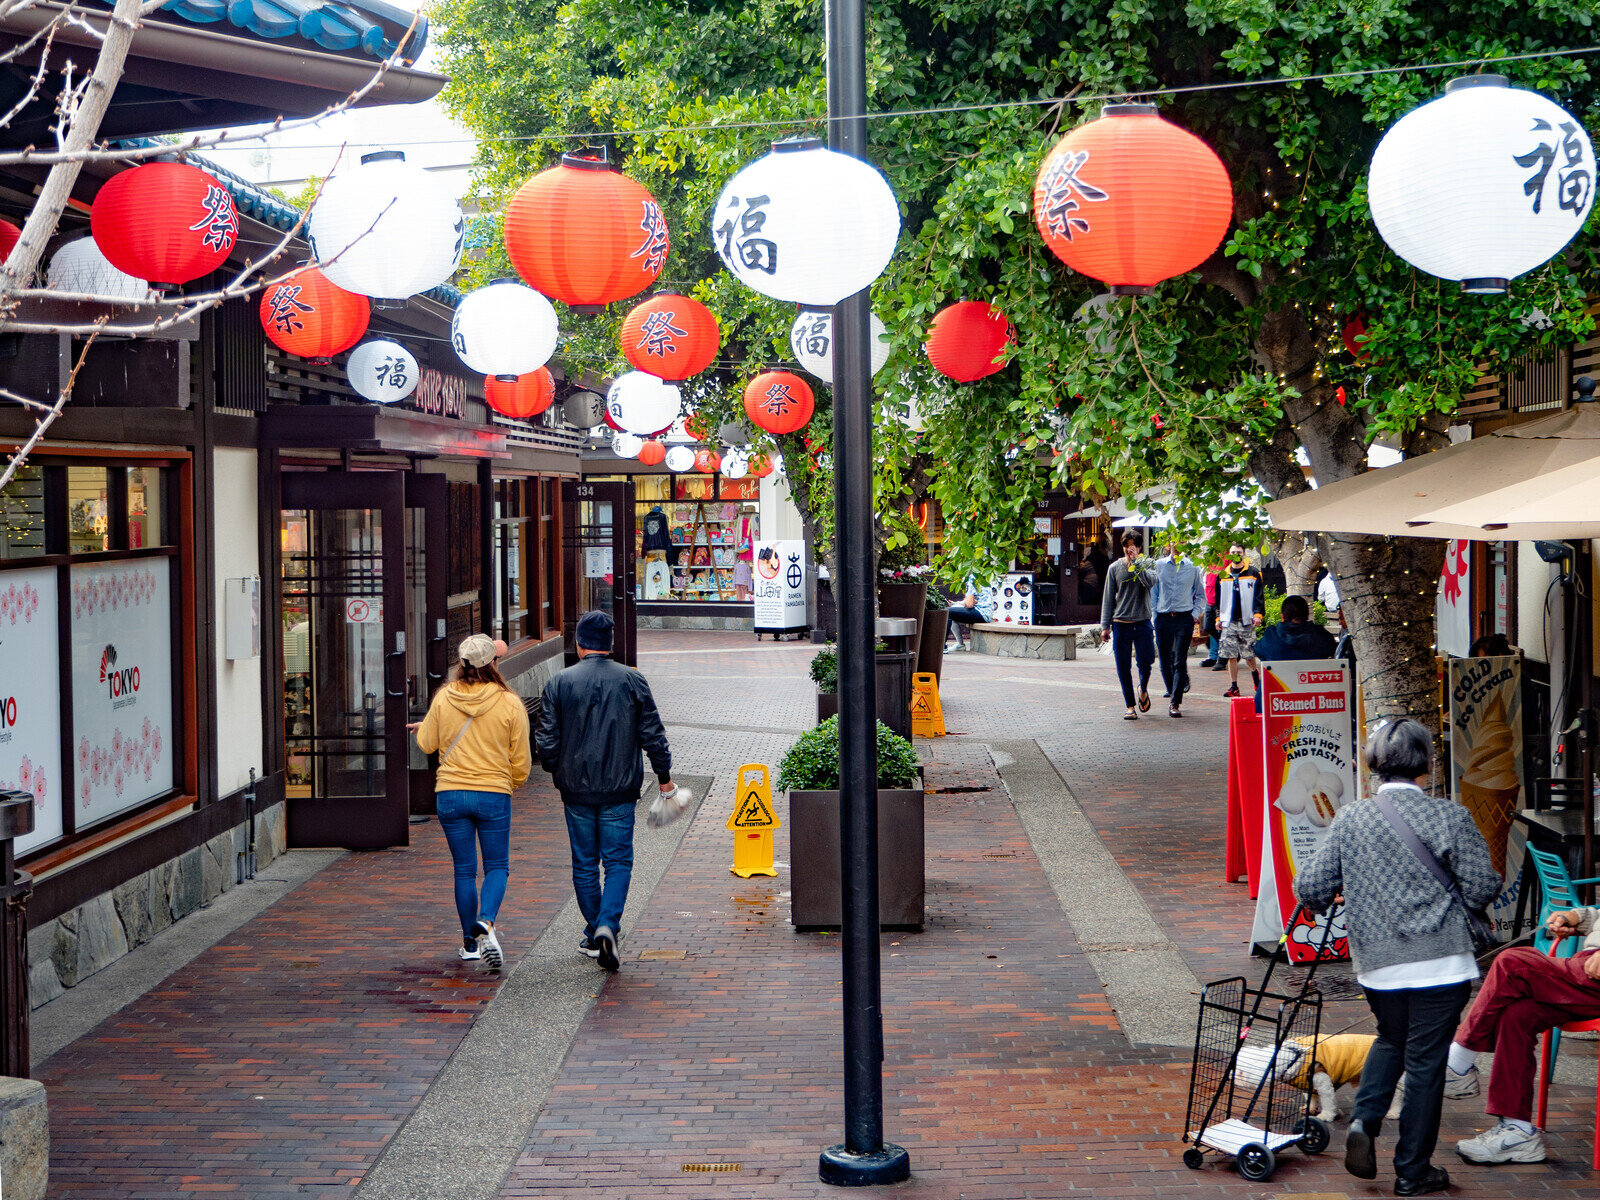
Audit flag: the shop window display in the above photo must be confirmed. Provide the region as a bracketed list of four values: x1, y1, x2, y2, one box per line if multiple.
[634, 474, 759, 602]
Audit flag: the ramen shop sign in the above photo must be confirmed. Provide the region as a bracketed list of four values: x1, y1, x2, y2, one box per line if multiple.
[408, 368, 467, 419]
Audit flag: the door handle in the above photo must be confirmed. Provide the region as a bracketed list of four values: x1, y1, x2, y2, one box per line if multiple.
[384, 649, 407, 698]
[426, 636, 447, 687]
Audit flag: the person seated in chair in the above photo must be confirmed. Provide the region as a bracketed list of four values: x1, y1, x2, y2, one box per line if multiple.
[945, 574, 993, 650]
[1445, 904, 1600, 1165]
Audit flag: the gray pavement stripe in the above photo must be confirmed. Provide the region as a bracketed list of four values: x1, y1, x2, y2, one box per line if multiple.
[352, 774, 713, 1200]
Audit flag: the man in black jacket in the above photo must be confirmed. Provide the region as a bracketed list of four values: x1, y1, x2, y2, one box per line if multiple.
[536, 611, 676, 971]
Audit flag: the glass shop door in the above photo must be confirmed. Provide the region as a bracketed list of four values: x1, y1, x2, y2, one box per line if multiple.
[280, 471, 410, 849]
[405, 473, 450, 817]
[561, 479, 636, 666]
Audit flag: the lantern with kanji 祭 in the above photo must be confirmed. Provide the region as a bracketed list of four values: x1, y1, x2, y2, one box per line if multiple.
[1033, 104, 1233, 295]
[743, 370, 815, 435]
[620, 293, 719, 380]
[503, 151, 668, 311]
[925, 301, 1013, 383]
[91, 162, 239, 289]
[485, 368, 555, 419]
[259, 266, 369, 361]
[638, 440, 666, 466]
[694, 448, 721, 473]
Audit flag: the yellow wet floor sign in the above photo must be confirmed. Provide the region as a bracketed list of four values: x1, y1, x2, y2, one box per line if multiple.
[727, 762, 778, 877]
[911, 672, 945, 737]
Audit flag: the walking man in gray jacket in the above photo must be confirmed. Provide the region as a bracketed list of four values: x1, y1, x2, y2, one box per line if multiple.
[1100, 531, 1157, 720]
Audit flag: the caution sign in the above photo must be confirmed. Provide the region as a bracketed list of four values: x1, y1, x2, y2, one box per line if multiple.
[726, 763, 778, 878]
[911, 672, 946, 737]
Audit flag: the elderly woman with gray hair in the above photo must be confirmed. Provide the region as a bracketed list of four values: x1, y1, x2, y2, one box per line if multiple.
[1296, 718, 1499, 1197]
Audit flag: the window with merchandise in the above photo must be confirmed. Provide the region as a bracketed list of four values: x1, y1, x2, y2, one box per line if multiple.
[635, 473, 760, 603]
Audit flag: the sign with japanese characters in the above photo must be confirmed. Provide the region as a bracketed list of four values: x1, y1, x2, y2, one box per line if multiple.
[753, 540, 806, 634]
[0, 567, 62, 854]
[1252, 659, 1357, 963]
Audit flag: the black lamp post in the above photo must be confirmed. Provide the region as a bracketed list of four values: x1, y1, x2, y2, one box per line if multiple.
[817, 0, 911, 1187]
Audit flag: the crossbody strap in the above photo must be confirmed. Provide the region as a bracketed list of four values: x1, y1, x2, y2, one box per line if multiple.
[1371, 791, 1462, 901]
[440, 715, 476, 766]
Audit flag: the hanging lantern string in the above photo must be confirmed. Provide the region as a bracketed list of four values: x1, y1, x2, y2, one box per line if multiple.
[210, 42, 1600, 154]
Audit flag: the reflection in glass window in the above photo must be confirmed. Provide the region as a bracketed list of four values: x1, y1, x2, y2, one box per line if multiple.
[67, 465, 110, 553]
[0, 464, 45, 558]
[126, 467, 162, 549]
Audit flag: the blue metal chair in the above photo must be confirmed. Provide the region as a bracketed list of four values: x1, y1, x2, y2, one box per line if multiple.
[1526, 843, 1600, 1071]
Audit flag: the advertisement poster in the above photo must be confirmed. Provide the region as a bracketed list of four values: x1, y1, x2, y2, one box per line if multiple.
[1436, 539, 1472, 658]
[71, 561, 174, 826]
[0, 567, 62, 854]
[753, 540, 806, 633]
[1448, 654, 1525, 939]
[989, 573, 1033, 624]
[1252, 658, 1357, 963]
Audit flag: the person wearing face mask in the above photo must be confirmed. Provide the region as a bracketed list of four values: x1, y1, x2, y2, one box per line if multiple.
[1217, 544, 1264, 698]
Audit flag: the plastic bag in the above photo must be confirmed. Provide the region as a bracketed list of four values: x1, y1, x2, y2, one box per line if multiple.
[647, 785, 694, 828]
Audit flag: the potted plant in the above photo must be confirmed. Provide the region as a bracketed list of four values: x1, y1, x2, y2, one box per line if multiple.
[780, 715, 925, 929]
[811, 645, 840, 723]
[918, 581, 950, 682]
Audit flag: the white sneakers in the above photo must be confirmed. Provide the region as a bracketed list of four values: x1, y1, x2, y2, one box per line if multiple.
[1443, 1064, 1480, 1098]
[473, 920, 503, 970]
[1457, 1120, 1546, 1164]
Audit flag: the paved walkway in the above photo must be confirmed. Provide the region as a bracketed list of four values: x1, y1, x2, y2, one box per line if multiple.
[32, 630, 1600, 1197]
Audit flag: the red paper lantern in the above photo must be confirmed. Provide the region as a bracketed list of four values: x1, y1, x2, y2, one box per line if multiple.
[485, 368, 555, 419]
[638, 440, 666, 466]
[0, 219, 20, 263]
[743, 371, 815, 435]
[258, 266, 369, 361]
[1342, 314, 1371, 361]
[620, 294, 719, 380]
[748, 453, 774, 478]
[91, 162, 239, 289]
[1033, 104, 1233, 295]
[503, 151, 668, 311]
[694, 448, 721, 473]
[683, 412, 710, 442]
[925, 301, 1013, 383]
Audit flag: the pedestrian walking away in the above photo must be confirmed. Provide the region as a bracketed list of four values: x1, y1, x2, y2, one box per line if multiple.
[1216, 544, 1264, 697]
[1152, 536, 1206, 718]
[537, 610, 679, 971]
[1100, 531, 1157, 720]
[1295, 719, 1500, 1197]
[412, 633, 532, 971]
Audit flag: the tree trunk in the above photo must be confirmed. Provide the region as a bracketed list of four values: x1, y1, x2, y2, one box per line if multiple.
[1272, 529, 1320, 598]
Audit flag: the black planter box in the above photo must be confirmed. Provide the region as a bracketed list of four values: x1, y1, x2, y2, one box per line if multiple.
[814, 649, 913, 735]
[789, 785, 925, 929]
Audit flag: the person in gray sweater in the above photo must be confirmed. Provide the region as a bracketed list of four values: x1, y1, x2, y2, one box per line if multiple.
[1296, 719, 1499, 1198]
[1099, 531, 1157, 719]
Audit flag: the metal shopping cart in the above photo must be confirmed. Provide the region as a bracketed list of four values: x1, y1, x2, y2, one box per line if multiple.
[1181, 904, 1341, 1182]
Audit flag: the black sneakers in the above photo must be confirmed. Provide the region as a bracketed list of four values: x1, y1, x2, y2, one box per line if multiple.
[1395, 1166, 1450, 1196]
[593, 925, 620, 971]
[1345, 1119, 1377, 1180]
[578, 936, 601, 959]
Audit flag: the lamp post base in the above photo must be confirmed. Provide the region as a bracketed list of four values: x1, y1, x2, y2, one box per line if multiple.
[819, 1143, 911, 1187]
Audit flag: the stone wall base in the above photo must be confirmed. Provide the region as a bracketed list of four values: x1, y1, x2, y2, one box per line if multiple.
[970, 624, 1079, 661]
[0, 1076, 46, 1200]
[27, 801, 288, 1010]
[638, 614, 754, 632]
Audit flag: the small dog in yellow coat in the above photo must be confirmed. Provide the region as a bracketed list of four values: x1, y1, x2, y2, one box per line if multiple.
[1236, 1033, 1401, 1121]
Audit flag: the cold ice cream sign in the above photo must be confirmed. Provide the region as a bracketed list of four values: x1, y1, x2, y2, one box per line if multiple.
[1447, 655, 1524, 939]
[1252, 659, 1358, 963]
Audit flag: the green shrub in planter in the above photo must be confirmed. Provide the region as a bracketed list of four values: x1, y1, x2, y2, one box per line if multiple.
[777, 715, 921, 792]
[810, 646, 838, 694]
[1263, 586, 1327, 627]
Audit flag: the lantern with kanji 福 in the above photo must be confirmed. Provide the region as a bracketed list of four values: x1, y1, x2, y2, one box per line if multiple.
[790, 308, 891, 384]
[504, 151, 669, 311]
[486, 368, 555, 419]
[606, 371, 682, 435]
[1033, 104, 1233, 295]
[259, 266, 369, 361]
[713, 137, 900, 305]
[613, 431, 644, 458]
[1368, 75, 1596, 293]
[91, 162, 239, 289]
[620, 293, 719, 380]
[743, 370, 815, 435]
[308, 151, 464, 301]
[925, 301, 1013, 383]
[664, 445, 695, 473]
[451, 280, 559, 380]
[638, 440, 666, 466]
[346, 340, 418, 404]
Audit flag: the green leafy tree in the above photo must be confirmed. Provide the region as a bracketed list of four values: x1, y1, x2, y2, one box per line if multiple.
[435, 0, 1600, 728]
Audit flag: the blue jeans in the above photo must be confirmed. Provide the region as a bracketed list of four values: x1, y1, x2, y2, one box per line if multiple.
[563, 801, 636, 938]
[1110, 619, 1155, 708]
[437, 790, 511, 940]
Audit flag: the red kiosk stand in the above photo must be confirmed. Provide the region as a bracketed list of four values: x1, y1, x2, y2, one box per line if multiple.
[1225, 696, 1265, 896]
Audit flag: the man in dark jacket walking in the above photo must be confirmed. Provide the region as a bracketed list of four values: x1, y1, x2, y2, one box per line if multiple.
[536, 611, 676, 971]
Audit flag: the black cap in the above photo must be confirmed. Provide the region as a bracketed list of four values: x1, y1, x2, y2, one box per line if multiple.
[576, 610, 614, 651]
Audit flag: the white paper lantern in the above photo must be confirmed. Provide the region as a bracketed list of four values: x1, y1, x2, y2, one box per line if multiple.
[563, 389, 605, 428]
[712, 137, 900, 305]
[451, 280, 558, 380]
[664, 445, 695, 472]
[605, 371, 681, 435]
[47, 236, 148, 301]
[722, 448, 749, 479]
[308, 151, 464, 300]
[790, 309, 891, 383]
[611, 432, 643, 458]
[772, 452, 786, 477]
[345, 339, 418, 404]
[1369, 76, 1596, 293]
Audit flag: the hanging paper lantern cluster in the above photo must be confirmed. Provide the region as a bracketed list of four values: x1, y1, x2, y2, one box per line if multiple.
[664, 445, 696, 472]
[47, 237, 148, 301]
[308, 151, 464, 302]
[259, 265, 369, 361]
[606, 371, 682, 435]
[713, 137, 900, 305]
[743, 370, 815, 435]
[1033, 104, 1233, 295]
[91, 162, 238, 289]
[926, 301, 1013, 382]
[451, 280, 558, 380]
[1369, 75, 1596, 293]
[504, 151, 669, 311]
[345, 340, 418, 405]
[486, 367, 555, 419]
[638, 440, 666, 466]
[612, 431, 644, 458]
[790, 308, 891, 383]
[620, 293, 719, 380]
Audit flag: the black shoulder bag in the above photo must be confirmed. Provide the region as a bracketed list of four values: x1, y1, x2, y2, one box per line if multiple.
[1371, 791, 1497, 956]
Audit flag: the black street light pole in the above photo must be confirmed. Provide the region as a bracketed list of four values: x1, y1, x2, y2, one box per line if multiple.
[819, 0, 910, 1187]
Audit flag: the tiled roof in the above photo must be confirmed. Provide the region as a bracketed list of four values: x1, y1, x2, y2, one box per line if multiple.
[111, 0, 428, 63]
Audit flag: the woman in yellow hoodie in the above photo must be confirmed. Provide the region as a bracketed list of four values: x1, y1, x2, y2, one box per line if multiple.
[414, 634, 531, 969]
